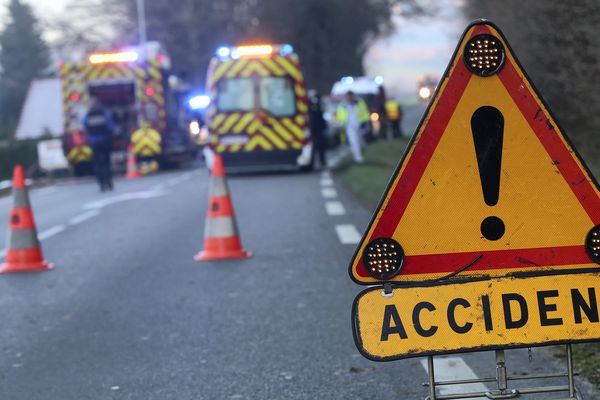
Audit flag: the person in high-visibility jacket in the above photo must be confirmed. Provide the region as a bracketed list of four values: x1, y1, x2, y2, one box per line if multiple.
[385, 99, 403, 138]
[336, 91, 370, 163]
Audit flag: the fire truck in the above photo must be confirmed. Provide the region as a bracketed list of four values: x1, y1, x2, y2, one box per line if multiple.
[60, 42, 196, 174]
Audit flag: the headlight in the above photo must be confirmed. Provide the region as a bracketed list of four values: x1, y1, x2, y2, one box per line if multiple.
[189, 121, 201, 135]
[370, 112, 379, 122]
[418, 87, 432, 100]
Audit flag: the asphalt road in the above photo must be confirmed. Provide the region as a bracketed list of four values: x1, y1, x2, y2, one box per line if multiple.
[0, 120, 597, 398]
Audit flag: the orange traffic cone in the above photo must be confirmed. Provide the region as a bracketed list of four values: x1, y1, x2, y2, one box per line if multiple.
[195, 155, 251, 261]
[126, 145, 141, 180]
[1, 165, 53, 273]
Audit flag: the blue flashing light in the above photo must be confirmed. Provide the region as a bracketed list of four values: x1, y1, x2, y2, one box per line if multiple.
[216, 47, 231, 58]
[189, 95, 211, 110]
[280, 44, 294, 56]
[374, 76, 384, 85]
[341, 76, 354, 84]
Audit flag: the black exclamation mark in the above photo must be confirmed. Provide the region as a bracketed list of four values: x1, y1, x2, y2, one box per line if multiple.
[471, 106, 505, 241]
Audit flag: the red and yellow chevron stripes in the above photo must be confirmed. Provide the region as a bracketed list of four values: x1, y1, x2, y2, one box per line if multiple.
[211, 113, 306, 153]
[207, 54, 305, 86]
[60, 63, 87, 133]
[131, 127, 162, 157]
[206, 52, 309, 154]
[60, 59, 167, 135]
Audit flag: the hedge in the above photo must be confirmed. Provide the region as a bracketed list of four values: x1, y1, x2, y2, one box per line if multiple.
[0, 140, 39, 181]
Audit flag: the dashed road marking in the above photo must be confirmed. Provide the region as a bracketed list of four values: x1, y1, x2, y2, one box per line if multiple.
[419, 357, 487, 397]
[83, 189, 165, 210]
[68, 210, 100, 225]
[320, 177, 334, 187]
[321, 170, 331, 179]
[325, 201, 346, 216]
[321, 187, 337, 199]
[38, 225, 66, 241]
[335, 224, 361, 244]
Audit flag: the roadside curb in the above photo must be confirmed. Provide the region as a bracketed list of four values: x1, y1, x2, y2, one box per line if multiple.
[327, 147, 350, 171]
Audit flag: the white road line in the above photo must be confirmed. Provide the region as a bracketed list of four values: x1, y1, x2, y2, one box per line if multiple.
[36, 187, 58, 196]
[164, 172, 194, 187]
[320, 170, 331, 179]
[83, 189, 165, 210]
[335, 224, 361, 244]
[68, 210, 100, 225]
[38, 225, 66, 241]
[321, 187, 337, 199]
[325, 201, 346, 216]
[420, 357, 488, 397]
[165, 178, 184, 187]
[320, 177, 334, 187]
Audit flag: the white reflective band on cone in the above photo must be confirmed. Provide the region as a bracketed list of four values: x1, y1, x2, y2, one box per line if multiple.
[8, 229, 40, 249]
[12, 189, 30, 208]
[205, 217, 237, 238]
[210, 177, 228, 197]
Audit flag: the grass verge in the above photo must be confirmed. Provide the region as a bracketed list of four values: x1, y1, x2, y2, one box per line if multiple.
[335, 138, 408, 213]
[553, 344, 600, 390]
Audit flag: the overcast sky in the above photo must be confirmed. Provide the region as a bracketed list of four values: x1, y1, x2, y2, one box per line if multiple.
[365, 1, 466, 99]
[1, 0, 465, 100]
[0, 0, 67, 21]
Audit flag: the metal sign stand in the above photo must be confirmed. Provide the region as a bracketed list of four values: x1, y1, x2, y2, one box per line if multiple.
[424, 345, 583, 400]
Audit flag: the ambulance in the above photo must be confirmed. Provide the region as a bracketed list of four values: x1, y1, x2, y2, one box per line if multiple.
[59, 42, 196, 172]
[204, 44, 313, 171]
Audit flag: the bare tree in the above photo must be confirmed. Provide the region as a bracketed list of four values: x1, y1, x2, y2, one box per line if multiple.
[57, 0, 402, 91]
[463, 1, 600, 170]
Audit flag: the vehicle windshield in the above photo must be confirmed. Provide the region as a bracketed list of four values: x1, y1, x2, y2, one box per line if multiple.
[217, 76, 296, 117]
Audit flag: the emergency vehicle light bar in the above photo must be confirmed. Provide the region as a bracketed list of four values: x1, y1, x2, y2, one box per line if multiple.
[89, 51, 139, 64]
[216, 44, 294, 60]
[232, 45, 273, 59]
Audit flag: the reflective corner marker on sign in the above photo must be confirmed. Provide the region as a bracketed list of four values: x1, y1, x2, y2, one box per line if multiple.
[353, 273, 600, 361]
[349, 19, 600, 285]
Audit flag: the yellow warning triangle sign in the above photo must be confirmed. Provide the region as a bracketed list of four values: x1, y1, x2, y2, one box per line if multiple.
[350, 20, 600, 285]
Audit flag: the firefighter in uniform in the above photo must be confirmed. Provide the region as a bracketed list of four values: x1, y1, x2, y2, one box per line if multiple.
[84, 98, 115, 191]
[336, 91, 370, 163]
